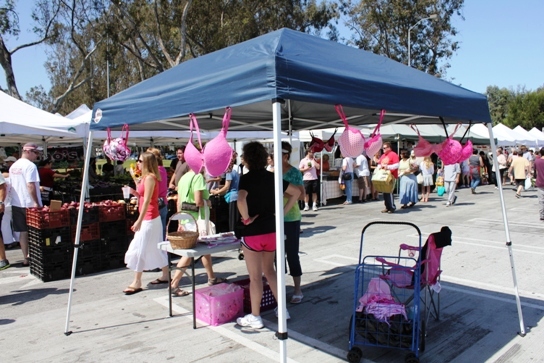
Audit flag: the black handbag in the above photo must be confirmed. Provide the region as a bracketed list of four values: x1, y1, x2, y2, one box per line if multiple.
[181, 202, 199, 212]
[343, 172, 352, 181]
[180, 174, 199, 212]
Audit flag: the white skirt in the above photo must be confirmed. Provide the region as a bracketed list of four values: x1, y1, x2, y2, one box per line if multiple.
[125, 216, 168, 272]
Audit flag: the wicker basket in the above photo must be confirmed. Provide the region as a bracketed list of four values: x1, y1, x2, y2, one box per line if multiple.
[167, 212, 199, 249]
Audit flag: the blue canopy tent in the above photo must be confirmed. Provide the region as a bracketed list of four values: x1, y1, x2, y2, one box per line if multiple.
[65, 28, 524, 358]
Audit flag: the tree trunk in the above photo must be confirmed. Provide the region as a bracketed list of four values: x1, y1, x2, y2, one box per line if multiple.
[0, 35, 22, 100]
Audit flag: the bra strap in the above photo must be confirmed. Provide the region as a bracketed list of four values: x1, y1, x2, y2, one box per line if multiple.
[221, 107, 232, 135]
[370, 109, 386, 137]
[335, 104, 350, 128]
[189, 113, 203, 150]
[410, 124, 422, 137]
[122, 124, 130, 143]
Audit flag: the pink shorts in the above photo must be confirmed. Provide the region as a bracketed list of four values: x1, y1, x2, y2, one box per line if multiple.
[241, 232, 276, 252]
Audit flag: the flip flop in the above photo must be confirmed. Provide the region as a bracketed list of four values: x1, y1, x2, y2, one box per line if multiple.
[149, 278, 169, 285]
[290, 294, 304, 304]
[172, 288, 190, 297]
[123, 286, 143, 295]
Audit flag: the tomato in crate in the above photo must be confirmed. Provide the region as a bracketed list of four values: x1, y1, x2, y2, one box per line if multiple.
[26, 208, 70, 229]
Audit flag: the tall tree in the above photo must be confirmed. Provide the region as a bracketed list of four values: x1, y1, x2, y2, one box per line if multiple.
[0, 0, 62, 99]
[340, 0, 463, 77]
[36, 0, 338, 113]
[486, 85, 514, 125]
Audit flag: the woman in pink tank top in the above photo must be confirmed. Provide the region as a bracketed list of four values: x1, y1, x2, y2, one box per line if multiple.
[123, 152, 169, 295]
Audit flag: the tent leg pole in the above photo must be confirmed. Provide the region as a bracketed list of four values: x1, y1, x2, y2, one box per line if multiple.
[273, 100, 288, 363]
[64, 130, 94, 335]
[487, 124, 526, 336]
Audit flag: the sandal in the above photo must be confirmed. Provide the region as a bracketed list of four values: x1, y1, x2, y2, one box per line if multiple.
[171, 288, 190, 297]
[208, 277, 227, 286]
[290, 294, 304, 304]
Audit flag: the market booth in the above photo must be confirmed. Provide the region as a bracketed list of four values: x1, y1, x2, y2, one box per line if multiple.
[62, 28, 524, 360]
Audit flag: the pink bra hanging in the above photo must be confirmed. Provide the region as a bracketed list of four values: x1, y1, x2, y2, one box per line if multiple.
[336, 105, 366, 158]
[203, 107, 233, 177]
[457, 139, 473, 163]
[411, 124, 435, 157]
[184, 108, 234, 177]
[364, 109, 385, 158]
[184, 114, 205, 174]
[437, 123, 462, 165]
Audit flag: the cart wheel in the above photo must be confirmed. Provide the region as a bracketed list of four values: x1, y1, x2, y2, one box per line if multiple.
[419, 320, 426, 353]
[238, 253, 244, 260]
[347, 347, 362, 363]
[405, 352, 419, 363]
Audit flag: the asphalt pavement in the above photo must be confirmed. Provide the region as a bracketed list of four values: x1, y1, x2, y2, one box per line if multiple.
[2, 183, 544, 363]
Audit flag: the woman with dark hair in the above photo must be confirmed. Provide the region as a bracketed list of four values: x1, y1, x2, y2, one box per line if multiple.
[236, 141, 301, 329]
[280, 141, 305, 303]
[123, 152, 170, 295]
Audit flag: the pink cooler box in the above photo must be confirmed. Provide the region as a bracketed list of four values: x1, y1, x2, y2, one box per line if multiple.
[195, 283, 244, 326]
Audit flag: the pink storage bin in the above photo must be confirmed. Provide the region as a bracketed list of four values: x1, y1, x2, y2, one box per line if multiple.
[195, 283, 244, 326]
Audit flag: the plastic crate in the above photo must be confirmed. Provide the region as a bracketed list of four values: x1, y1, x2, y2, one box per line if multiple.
[30, 263, 71, 282]
[98, 204, 126, 222]
[70, 206, 99, 226]
[78, 239, 102, 259]
[76, 254, 102, 276]
[71, 222, 100, 242]
[26, 209, 70, 229]
[28, 226, 71, 248]
[29, 246, 73, 266]
[101, 252, 126, 270]
[99, 220, 127, 239]
[195, 283, 244, 326]
[232, 277, 277, 314]
[102, 236, 130, 254]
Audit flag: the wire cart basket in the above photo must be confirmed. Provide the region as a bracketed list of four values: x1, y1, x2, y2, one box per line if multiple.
[348, 221, 425, 363]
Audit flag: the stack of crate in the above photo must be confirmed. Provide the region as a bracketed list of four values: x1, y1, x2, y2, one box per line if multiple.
[29, 202, 141, 282]
[28, 208, 72, 282]
[98, 203, 129, 270]
[71, 206, 101, 276]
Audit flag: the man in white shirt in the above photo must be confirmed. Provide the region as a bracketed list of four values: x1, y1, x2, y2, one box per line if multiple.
[354, 153, 371, 203]
[9, 142, 42, 267]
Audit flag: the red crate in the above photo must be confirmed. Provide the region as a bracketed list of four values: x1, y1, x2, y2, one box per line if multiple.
[71, 222, 100, 242]
[98, 204, 126, 222]
[232, 277, 277, 314]
[27, 208, 70, 229]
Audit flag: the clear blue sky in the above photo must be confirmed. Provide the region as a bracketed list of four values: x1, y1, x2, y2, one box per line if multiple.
[1, 0, 543, 99]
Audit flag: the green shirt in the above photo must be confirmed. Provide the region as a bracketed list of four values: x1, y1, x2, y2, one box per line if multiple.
[177, 171, 209, 220]
[283, 166, 302, 222]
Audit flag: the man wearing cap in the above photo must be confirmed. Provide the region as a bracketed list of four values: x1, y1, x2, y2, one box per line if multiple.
[2, 156, 17, 173]
[9, 143, 42, 266]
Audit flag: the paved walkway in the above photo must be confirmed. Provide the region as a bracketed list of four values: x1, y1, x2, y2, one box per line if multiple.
[2, 184, 543, 362]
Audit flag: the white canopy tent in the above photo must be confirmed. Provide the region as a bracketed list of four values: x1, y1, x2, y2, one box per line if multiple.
[529, 127, 544, 146]
[492, 123, 533, 147]
[513, 125, 540, 148]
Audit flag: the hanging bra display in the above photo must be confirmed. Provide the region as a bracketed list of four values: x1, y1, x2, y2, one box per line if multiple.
[308, 129, 337, 153]
[184, 107, 234, 177]
[411, 124, 437, 157]
[437, 123, 462, 165]
[363, 109, 385, 158]
[335, 104, 366, 158]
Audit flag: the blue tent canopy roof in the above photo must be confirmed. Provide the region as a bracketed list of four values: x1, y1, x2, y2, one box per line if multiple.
[91, 28, 491, 131]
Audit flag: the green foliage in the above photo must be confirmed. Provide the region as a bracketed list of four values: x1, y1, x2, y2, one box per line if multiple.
[486, 85, 544, 130]
[339, 0, 464, 76]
